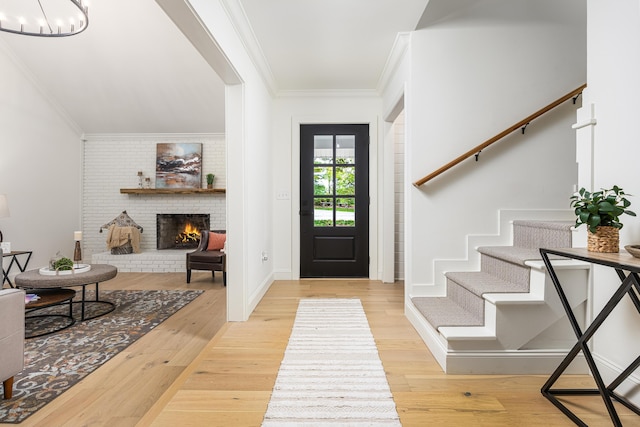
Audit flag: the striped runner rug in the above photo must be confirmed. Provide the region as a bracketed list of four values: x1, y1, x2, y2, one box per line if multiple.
[262, 298, 402, 426]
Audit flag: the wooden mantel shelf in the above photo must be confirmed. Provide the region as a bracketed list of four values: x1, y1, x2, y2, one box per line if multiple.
[120, 188, 226, 195]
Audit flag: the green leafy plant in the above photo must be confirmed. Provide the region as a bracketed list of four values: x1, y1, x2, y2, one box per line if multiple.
[53, 257, 74, 271]
[570, 185, 636, 233]
[206, 173, 215, 185]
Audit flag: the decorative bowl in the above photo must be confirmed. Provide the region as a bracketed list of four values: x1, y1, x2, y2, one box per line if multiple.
[39, 264, 91, 275]
[624, 245, 640, 258]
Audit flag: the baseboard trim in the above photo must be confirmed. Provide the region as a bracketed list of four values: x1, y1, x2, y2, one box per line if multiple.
[594, 353, 640, 407]
[406, 300, 448, 371]
[248, 272, 274, 314]
[273, 269, 293, 280]
[406, 300, 588, 374]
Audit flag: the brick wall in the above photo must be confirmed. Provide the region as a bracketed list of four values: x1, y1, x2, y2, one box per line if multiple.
[82, 134, 226, 270]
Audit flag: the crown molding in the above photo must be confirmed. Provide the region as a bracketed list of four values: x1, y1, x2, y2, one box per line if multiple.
[219, 0, 278, 96]
[276, 89, 380, 99]
[81, 133, 224, 142]
[377, 32, 411, 95]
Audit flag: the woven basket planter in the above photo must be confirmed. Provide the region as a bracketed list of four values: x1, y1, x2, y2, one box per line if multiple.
[111, 241, 133, 255]
[587, 226, 619, 253]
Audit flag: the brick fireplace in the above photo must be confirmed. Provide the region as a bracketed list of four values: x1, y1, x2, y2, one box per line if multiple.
[84, 135, 226, 272]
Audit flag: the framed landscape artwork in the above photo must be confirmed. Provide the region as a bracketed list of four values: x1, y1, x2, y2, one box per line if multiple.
[156, 143, 202, 189]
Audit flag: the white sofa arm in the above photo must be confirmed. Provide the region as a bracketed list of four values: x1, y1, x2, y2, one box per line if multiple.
[0, 288, 25, 399]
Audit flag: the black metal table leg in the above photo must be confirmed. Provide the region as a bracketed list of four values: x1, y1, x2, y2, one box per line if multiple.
[540, 248, 640, 426]
[74, 282, 115, 321]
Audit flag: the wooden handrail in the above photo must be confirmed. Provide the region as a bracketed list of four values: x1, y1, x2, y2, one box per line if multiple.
[413, 84, 587, 187]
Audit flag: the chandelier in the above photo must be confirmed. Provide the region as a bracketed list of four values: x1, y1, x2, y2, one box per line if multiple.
[0, 0, 89, 37]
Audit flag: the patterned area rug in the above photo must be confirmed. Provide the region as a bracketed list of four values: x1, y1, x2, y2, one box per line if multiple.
[262, 298, 402, 426]
[0, 289, 203, 424]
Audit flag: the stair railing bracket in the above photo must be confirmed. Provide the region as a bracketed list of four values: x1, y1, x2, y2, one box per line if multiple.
[572, 92, 583, 104]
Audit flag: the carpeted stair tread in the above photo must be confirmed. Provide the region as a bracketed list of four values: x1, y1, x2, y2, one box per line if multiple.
[477, 246, 543, 266]
[415, 218, 575, 337]
[411, 297, 483, 328]
[446, 271, 528, 297]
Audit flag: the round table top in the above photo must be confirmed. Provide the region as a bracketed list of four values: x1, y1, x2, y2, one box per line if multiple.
[15, 264, 118, 289]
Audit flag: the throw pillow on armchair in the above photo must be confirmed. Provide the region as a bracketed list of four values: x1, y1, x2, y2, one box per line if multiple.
[207, 232, 226, 251]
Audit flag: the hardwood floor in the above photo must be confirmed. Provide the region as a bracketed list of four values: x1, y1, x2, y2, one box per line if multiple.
[142, 279, 635, 427]
[4, 275, 636, 426]
[1, 272, 227, 427]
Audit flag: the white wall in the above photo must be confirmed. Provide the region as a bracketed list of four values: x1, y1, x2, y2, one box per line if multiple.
[402, 0, 586, 294]
[271, 93, 383, 280]
[584, 0, 640, 402]
[82, 134, 226, 258]
[0, 41, 83, 277]
[188, 0, 275, 320]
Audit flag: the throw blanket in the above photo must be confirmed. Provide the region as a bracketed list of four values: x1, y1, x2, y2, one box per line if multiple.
[106, 224, 141, 253]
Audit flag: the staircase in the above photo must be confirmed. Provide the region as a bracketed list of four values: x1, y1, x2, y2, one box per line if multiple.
[407, 219, 591, 374]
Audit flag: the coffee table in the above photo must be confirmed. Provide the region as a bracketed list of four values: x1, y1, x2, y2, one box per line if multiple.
[25, 288, 76, 338]
[15, 264, 118, 321]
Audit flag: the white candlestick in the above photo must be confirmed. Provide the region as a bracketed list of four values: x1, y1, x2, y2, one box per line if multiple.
[74, 231, 83, 241]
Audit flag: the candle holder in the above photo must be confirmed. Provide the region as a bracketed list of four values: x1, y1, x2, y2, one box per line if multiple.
[74, 241, 82, 265]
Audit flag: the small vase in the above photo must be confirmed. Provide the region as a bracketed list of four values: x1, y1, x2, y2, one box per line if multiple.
[587, 226, 619, 253]
[207, 184, 213, 189]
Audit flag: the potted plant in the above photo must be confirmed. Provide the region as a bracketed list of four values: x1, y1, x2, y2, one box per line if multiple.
[206, 173, 215, 189]
[570, 185, 636, 253]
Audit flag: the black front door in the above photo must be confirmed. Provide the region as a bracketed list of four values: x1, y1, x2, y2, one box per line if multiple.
[300, 124, 369, 277]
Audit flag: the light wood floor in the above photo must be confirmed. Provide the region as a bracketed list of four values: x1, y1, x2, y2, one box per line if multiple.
[4, 275, 637, 426]
[142, 279, 635, 427]
[1, 271, 227, 427]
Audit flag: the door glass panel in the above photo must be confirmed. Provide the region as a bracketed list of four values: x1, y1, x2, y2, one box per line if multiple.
[336, 135, 355, 164]
[335, 166, 355, 195]
[314, 167, 333, 195]
[314, 135, 333, 164]
[314, 198, 334, 227]
[336, 198, 355, 227]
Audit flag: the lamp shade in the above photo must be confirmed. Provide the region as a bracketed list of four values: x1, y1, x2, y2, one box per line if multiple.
[0, 194, 8, 218]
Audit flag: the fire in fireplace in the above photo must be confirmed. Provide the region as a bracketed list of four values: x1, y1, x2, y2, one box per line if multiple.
[157, 214, 210, 250]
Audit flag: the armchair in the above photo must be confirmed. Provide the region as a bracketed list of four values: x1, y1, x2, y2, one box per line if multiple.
[186, 230, 226, 286]
[0, 288, 25, 399]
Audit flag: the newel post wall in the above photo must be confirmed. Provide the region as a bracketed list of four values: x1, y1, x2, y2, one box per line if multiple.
[581, 0, 640, 405]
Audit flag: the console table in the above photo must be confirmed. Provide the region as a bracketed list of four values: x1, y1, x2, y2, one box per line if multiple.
[540, 248, 640, 426]
[2, 250, 32, 287]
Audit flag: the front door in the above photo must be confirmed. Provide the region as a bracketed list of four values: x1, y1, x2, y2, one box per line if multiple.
[300, 124, 369, 277]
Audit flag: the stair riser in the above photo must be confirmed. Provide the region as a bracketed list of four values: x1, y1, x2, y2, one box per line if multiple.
[447, 279, 484, 321]
[513, 221, 573, 249]
[480, 254, 530, 290]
